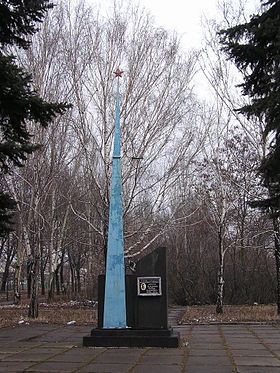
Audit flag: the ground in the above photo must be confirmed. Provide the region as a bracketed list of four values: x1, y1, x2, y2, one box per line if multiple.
[0, 297, 279, 328]
[0, 307, 279, 372]
[0, 294, 97, 328]
[181, 305, 280, 324]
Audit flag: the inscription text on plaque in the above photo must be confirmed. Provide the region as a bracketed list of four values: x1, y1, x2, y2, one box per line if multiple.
[137, 277, 162, 296]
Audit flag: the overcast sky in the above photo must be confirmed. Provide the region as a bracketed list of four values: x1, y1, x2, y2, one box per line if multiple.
[135, 0, 222, 97]
[134, 0, 218, 49]
[91, 0, 258, 98]
[93, 0, 258, 51]
[95, 0, 220, 50]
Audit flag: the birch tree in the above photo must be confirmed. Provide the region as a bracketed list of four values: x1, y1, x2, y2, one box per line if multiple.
[52, 0, 207, 261]
[0, 0, 207, 311]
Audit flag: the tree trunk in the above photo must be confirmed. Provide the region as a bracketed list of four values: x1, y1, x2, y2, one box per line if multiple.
[13, 264, 22, 305]
[102, 209, 109, 268]
[47, 272, 55, 302]
[1, 241, 15, 292]
[60, 253, 65, 294]
[40, 246, 46, 296]
[1, 259, 10, 292]
[27, 256, 32, 298]
[272, 216, 280, 315]
[76, 268, 81, 294]
[40, 265, 45, 296]
[216, 228, 225, 314]
[55, 268, 60, 295]
[216, 270, 225, 314]
[28, 255, 39, 318]
[69, 254, 75, 295]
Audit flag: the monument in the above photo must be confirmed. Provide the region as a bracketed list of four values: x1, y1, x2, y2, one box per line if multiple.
[102, 68, 127, 329]
[83, 69, 180, 348]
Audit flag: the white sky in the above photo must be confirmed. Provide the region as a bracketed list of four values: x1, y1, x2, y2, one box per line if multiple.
[93, 0, 258, 51]
[91, 0, 257, 99]
[135, 0, 219, 97]
[94, 0, 220, 50]
[133, 0, 218, 49]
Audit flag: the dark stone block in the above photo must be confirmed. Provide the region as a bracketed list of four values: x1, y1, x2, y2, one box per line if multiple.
[98, 247, 168, 329]
[91, 328, 172, 337]
[85, 247, 180, 348]
[135, 247, 168, 329]
[83, 328, 180, 348]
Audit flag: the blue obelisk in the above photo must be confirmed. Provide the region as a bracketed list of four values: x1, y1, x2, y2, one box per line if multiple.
[103, 68, 127, 328]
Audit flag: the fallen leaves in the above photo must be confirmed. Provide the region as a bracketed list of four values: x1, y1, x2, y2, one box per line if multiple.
[181, 304, 280, 324]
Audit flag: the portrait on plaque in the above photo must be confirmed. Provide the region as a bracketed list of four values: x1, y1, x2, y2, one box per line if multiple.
[137, 277, 162, 296]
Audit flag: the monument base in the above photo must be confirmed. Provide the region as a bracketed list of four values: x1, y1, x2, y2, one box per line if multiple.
[83, 328, 180, 348]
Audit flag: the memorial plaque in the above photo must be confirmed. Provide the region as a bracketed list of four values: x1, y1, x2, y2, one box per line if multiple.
[137, 276, 162, 296]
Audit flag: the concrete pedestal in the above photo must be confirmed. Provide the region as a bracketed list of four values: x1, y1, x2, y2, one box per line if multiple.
[83, 328, 180, 348]
[83, 248, 181, 348]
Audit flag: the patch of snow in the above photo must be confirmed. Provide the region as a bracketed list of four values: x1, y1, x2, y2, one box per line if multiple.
[67, 320, 76, 325]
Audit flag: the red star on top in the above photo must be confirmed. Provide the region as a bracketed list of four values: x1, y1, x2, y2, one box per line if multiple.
[114, 68, 124, 78]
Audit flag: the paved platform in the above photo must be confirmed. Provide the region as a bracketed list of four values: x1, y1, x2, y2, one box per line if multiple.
[0, 309, 279, 372]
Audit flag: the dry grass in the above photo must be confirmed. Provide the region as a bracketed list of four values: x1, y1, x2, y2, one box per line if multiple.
[181, 304, 280, 324]
[0, 291, 98, 328]
[0, 305, 97, 328]
[1, 302, 279, 328]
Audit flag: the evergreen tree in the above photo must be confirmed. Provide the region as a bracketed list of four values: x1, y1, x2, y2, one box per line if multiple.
[219, 0, 280, 312]
[0, 0, 68, 235]
[219, 0, 280, 214]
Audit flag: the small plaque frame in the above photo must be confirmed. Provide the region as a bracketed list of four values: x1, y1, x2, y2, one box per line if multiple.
[137, 276, 162, 296]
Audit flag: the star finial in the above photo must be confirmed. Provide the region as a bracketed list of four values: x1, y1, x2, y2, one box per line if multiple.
[114, 68, 124, 78]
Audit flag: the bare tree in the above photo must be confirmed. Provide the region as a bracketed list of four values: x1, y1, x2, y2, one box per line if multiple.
[1, 0, 208, 315]
[56, 1, 207, 261]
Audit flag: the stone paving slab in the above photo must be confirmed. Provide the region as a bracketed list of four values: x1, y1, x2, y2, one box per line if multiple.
[265, 343, 280, 348]
[79, 363, 132, 372]
[39, 342, 78, 348]
[188, 349, 228, 356]
[0, 308, 279, 372]
[138, 353, 183, 364]
[94, 352, 142, 364]
[25, 361, 83, 372]
[226, 342, 268, 349]
[184, 367, 234, 373]
[234, 356, 280, 366]
[47, 353, 97, 363]
[0, 361, 34, 372]
[236, 368, 280, 373]
[231, 349, 274, 357]
[186, 356, 232, 366]
[146, 348, 184, 356]
[188, 342, 225, 349]
[1, 352, 58, 362]
[132, 365, 182, 373]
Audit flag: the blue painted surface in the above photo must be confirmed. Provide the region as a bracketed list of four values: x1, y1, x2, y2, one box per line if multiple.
[103, 79, 127, 329]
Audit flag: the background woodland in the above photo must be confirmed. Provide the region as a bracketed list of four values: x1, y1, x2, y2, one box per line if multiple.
[0, 0, 277, 316]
